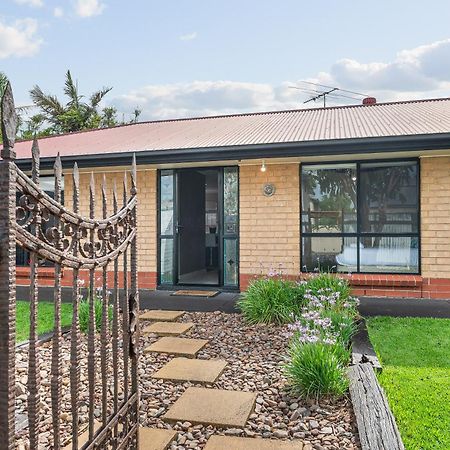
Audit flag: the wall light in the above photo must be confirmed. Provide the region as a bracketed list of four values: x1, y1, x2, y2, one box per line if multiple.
[260, 160, 267, 172]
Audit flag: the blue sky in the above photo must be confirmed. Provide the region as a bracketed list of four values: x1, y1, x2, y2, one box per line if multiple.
[2, 0, 450, 119]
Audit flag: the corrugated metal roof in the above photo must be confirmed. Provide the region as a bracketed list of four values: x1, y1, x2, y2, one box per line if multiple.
[12, 97, 450, 160]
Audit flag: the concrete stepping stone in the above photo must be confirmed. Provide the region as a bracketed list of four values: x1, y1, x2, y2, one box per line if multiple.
[62, 421, 100, 449]
[204, 436, 303, 450]
[144, 337, 208, 358]
[140, 427, 177, 450]
[163, 387, 257, 427]
[153, 357, 227, 383]
[140, 310, 185, 322]
[142, 321, 194, 336]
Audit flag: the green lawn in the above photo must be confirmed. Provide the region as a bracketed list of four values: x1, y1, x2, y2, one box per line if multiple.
[16, 301, 73, 343]
[366, 317, 450, 450]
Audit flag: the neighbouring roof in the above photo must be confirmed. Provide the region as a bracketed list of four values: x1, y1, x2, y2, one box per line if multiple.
[10, 97, 450, 164]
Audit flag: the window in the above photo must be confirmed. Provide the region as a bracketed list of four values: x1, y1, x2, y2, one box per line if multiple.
[301, 160, 419, 274]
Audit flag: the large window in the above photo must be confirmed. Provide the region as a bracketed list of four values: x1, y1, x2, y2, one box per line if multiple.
[301, 160, 419, 274]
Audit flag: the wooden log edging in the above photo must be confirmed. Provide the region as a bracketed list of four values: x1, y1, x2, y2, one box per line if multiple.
[348, 362, 405, 450]
[352, 318, 382, 371]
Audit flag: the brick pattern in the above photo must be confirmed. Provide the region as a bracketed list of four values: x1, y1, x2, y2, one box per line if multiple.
[239, 163, 300, 279]
[421, 156, 450, 279]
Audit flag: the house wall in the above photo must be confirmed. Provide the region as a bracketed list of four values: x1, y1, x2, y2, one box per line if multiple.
[16, 156, 450, 299]
[239, 163, 300, 288]
[22, 168, 158, 289]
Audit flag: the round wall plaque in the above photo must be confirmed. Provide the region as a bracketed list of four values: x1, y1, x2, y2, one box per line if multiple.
[263, 183, 276, 197]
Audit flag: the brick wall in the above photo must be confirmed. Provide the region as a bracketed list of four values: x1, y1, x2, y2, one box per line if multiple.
[420, 156, 450, 297]
[61, 168, 158, 289]
[239, 163, 300, 287]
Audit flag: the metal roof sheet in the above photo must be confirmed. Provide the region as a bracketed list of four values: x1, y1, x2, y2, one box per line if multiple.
[12, 97, 450, 160]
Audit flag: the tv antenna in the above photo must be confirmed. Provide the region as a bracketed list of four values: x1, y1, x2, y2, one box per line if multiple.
[289, 81, 372, 108]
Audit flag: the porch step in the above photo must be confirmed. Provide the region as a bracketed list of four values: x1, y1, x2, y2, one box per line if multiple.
[142, 321, 194, 336]
[152, 357, 227, 383]
[140, 310, 185, 322]
[204, 436, 303, 450]
[139, 427, 177, 450]
[144, 337, 208, 358]
[163, 387, 256, 428]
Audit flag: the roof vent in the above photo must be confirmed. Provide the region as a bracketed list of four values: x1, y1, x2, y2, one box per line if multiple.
[362, 97, 377, 105]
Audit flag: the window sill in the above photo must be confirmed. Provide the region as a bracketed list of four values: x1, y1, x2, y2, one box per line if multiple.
[341, 273, 422, 288]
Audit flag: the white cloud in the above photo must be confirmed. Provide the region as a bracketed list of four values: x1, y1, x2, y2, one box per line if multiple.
[179, 32, 197, 41]
[14, 0, 44, 7]
[74, 0, 105, 18]
[112, 38, 450, 120]
[112, 80, 300, 120]
[313, 38, 450, 101]
[53, 7, 64, 17]
[0, 18, 42, 59]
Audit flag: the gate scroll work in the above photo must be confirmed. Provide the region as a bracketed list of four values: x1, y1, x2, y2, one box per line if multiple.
[0, 83, 140, 449]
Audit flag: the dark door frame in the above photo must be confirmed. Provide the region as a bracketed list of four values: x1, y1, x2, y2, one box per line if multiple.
[157, 166, 240, 291]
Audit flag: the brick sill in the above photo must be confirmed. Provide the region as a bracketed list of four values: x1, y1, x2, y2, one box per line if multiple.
[341, 273, 423, 288]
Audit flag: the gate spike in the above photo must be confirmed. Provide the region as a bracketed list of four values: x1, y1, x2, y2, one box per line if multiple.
[89, 172, 95, 218]
[112, 179, 118, 212]
[123, 171, 128, 205]
[54, 153, 62, 203]
[31, 138, 40, 184]
[0, 81, 17, 159]
[130, 153, 137, 195]
[101, 174, 107, 219]
[73, 162, 80, 214]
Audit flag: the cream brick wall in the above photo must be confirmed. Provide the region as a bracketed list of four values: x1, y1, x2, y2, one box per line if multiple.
[421, 156, 450, 278]
[239, 163, 300, 276]
[64, 168, 157, 273]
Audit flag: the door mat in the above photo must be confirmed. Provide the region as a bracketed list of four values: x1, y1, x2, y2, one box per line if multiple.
[171, 290, 219, 298]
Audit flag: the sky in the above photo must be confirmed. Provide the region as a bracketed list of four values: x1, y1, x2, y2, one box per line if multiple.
[2, 0, 450, 121]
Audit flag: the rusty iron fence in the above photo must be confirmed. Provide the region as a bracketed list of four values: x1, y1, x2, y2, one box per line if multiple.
[0, 82, 140, 449]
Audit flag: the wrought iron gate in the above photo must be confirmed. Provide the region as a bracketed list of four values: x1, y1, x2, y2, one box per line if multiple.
[0, 82, 140, 449]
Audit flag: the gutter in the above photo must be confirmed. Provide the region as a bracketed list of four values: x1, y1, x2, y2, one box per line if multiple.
[15, 132, 450, 170]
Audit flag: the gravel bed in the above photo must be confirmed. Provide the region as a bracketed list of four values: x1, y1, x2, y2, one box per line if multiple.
[14, 311, 360, 449]
[140, 311, 360, 450]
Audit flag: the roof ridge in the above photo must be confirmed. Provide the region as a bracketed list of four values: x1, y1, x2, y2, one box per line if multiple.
[13, 96, 450, 145]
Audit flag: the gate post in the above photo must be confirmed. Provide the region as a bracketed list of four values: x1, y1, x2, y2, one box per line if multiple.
[0, 82, 18, 449]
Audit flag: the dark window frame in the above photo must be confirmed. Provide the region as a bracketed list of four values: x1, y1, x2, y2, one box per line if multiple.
[300, 158, 421, 275]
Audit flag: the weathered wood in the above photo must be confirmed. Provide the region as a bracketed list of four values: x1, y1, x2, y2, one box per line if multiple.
[351, 319, 382, 371]
[348, 363, 404, 450]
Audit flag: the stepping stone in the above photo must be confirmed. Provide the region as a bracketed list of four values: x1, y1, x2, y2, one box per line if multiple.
[62, 421, 100, 449]
[140, 310, 185, 322]
[144, 337, 208, 358]
[204, 436, 303, 450]
[153, 358, 227, 383]
[140, 427, 177, 450]
[163, 387, 256, 427]
[142, 321, 194, 336]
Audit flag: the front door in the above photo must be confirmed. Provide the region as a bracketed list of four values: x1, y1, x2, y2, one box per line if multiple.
[158, 167, 239, 289]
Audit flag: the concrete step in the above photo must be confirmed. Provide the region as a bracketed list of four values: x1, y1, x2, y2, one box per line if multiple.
[163, 387, 256, 428]
[204, 436, 303, 449]
[142, 321, 194, 336]
[144, 336, 208, 358]
[153, 357, 227, 383]
[139, 427, 177, 450]
[140, 310, 185, 322]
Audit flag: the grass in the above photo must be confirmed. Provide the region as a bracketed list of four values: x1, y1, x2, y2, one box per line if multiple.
[366, 316, 450, 450]
[16, 301, 73, 343]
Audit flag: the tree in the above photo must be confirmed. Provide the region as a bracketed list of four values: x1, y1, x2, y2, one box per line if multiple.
[29, 70, 115, 134]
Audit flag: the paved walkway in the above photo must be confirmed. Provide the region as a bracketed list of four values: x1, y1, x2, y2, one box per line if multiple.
[140, 310, 305, 449]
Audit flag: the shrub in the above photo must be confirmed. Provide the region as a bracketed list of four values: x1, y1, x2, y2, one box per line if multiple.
[238, 277, 306, 325]
[79, 298, 112, 334]
[284, 340, 350, 398]
[304, 273, 351, 305]
[321, 309, 358, 346]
